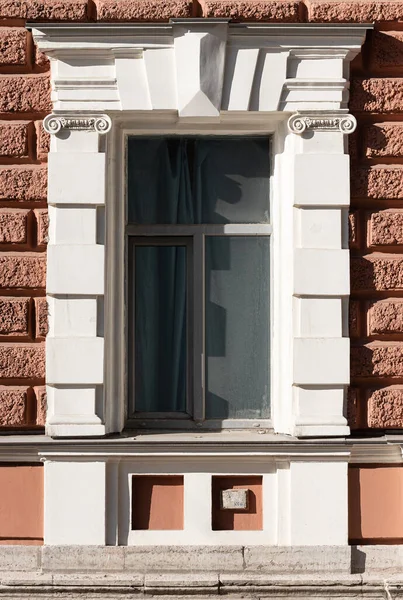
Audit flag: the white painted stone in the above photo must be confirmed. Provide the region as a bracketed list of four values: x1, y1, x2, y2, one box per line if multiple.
[293, 386, 346, 421]
[288, 56, 343, 80]
[44, 461, 107, 545]
[298, 208, 342, 249]
[293, 338, 349, 385]
[174, 24, 227, 117]
[115, 53, 152, 111]
[294, 154, 350, 206]
[48, 206, 97, 245]
[223, 47, 259, 111]
[48, 153, 106, 205]
[46, 337, 104, 384]
[47, 245, 104, 295]
[294, 249, 349, 296]
[257, 51, 289, 111]
[47, 385, 99, 421]
[296, 298, 342, 337]
[289, 461, 348, 545]
[47, 297, 98, 337]
[144, 48, 176, 110]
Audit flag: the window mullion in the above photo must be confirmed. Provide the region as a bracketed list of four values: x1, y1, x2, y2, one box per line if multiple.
[193, 232, 205, 421]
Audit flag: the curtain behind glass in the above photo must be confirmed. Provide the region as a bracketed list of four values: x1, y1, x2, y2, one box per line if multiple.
[128, 137, 270, 416]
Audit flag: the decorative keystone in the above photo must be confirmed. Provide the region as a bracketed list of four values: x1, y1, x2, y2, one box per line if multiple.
[43, 114, 112, 135]
[288, 113, 357, 135]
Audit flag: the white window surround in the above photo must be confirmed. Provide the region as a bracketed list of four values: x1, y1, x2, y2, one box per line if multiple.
[30, 20, 370, 441]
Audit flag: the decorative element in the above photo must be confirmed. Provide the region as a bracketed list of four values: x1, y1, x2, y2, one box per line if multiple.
[43, 114, 112, 135]
[288, 113, 357, 135]
[220, 488, 249, 511]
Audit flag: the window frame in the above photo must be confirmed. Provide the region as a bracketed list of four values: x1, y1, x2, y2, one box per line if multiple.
[107, 120, 278, 432]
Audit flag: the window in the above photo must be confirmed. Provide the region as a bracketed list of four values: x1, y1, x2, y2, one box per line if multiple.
[126, 136, 271, 428]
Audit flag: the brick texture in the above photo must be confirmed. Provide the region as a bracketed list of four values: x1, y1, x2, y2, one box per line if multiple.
[351, 343, 403, 378]
[0, 344, 45, 379]
[0, 166, 47, 201]
[200, 0, 300, 20]
[34, 209, 48, 246]
[0, 254, 46, 289]
[307, 1, 403, 22]
[0, 209, 27, 244]
[369, 210, 403, 246]
[35, 122, 50, 161]
[368, 300, 403, 336]
[351, 256, 403, 292]
[0, 75, 51, 114]
[95, 0, 192, 20]
[0, 298, 29, 336]
[0, 122, 28, 158]
[350, 78, 403, 113]
[34, 298, 48, 339]
[0, 0, 87, 19]
[351, 166, 403, 199]
[0, 29, 26, 66]
[367, 388, 403, 429]
[365, 124, 403, 159]
[371, 31, 403, 70]
[34, 386, 46, 426]
[0, 387, 27, 426]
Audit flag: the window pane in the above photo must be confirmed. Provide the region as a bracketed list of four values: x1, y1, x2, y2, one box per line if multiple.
[127, 137, 270, 225]
[134, 245, 187, 413]
[205, 237, 270, 419]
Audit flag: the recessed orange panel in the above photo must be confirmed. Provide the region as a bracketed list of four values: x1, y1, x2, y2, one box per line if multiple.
[349, 466, 403, 542]
[0, 464, 43, 545]
[212, 476, 263, 531]
[132, 475, 184, 530]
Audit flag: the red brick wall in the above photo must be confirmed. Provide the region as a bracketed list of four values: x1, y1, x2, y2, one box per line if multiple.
[0, 0, 402, 432]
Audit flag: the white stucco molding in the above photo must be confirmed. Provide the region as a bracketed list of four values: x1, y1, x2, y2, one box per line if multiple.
[29, 21, 370, 440]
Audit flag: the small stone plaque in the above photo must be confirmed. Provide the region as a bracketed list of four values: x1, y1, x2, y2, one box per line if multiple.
[220, 488, 249, 511]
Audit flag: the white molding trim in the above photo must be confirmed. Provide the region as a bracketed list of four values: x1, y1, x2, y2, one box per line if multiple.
[28, 20, 370, 546]
[30, 20, 369, 440]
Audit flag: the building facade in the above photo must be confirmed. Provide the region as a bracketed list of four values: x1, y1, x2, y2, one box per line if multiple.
[0, 0, 403, 596]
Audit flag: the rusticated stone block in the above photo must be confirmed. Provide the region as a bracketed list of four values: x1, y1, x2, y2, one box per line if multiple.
[347, 387, 359, 429]
[95, 0, 192, 20]
[369, 210, 403, 246]
[34, 298, 48, 339]
[350, 78, 403, 113]
[351, 255, 403, 292]
[349, 210, 359, 249]
[0, 122, 28, 159]
[0, 298, 29, 336]
[35, 209, 48, 246]
[372, 30, 403, 69]
[349, 300, 360, 338]
[0, 0, 87, 19]
[307, 1, 403, 22]
[367, 387, 403, 428]
[34, 122, 50, 161]
[0, 166, 47, 201]
[0, 209, 27, 244]
[0, 75, 51, 114]
[368, 300, 403, 335]
[0, 344, 45, 379]
[351, 342, 403, 378]
[0, 254, 46, 289]
[200, 0, 299, 20]
[351, 166, 403, 199]
[34, 386, 46, 426]
[365, 124, 403, 158]
[0, 29, 26, 66]
[35, 46, 50, 70]
[0, 387, 27, 426]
